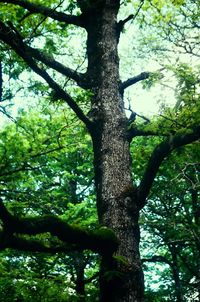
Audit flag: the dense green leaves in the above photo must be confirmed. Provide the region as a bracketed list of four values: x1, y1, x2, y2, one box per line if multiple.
[0, 103, 99, 301]
[0, 0, 199, 301]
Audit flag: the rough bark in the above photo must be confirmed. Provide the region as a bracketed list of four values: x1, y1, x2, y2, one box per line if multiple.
[83, 2, 144, 301]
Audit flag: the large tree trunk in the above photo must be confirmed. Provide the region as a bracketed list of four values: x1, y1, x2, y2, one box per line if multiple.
[84, 2, 144, 301]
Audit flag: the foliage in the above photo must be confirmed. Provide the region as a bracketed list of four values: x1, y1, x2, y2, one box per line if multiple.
[140, 141, 200, 300]
[0, 104, 98, 301]
[0, 0, 199, 301]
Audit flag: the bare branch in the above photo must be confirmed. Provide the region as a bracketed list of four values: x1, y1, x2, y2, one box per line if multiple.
[0, 145, 67, 178]
[84, 272, 99, 284]
[2, 21, 89, 88]
[0, 21, 92, 129]
[132, 0, 145, 21]
[120, 72, 152, 92]
[135, 112, 150, 123]
[121, 68, 164, 92]
[137, 125, 200, 209]
[159, 114, 184, 128]
[142, 255, 171, 266]
[0, 163, 44, 178]
[26, 46, 90, 89]
[0, 199, 119, 255]
[117, 0, 144, 33]
[117, 14, 134, 31]
[0, 0, 84, 27]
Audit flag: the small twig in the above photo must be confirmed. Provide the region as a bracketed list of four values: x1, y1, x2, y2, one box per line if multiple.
[126, 106, 150, 124]
[135, 112, 150, 124]
[159, 114, 184, 128]
[19, 11, 33, 23]
[0, 106, 16, 123]
[132, 0, 145, 22]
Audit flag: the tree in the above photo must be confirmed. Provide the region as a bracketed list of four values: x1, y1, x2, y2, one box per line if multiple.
[0, 1, 199, 301]
[137, 61, 200, 301]
[140, 142, 200, 301]
[0, 105, 98, 301]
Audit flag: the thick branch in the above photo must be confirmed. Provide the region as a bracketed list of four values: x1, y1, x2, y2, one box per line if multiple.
[0, 21, 92, 129]
[120, 72, 152, 92]
[0, 0, 84, 27]
[0, 231, 75, 254]
[121, 68, 164, 92]
[0, 21, 88, 87]
[142, 255, 171, 266]
[127, 127, 167, 141]
[137, 126, 200, 209]
[26, 46, 90, 89]
[0, 199, 119, 255]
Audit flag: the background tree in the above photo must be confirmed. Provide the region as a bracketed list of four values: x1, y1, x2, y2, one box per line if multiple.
[0, 1, 199, 301]
[140, 142, 200, 301]
[0, 105, 99, 301]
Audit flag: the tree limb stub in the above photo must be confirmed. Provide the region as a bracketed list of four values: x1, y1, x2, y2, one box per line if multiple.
[137, 126, 200, 209]
[0, 199, 119, 255]
[0, 0, 84, 27]
[117, 14, 134, 37]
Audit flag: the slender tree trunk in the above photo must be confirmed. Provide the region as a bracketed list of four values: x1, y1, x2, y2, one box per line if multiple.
[191, 189, 200, 301]
[169, 244, 184, 302]
[74, 257, 86, 302]
[84, 2, 144, 301]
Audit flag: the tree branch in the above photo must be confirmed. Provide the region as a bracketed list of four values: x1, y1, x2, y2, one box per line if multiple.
[0, 199, 119, 255]
[120, 68, 164, 92]
[26, 46, 90, 89]
[0, 231, 76, 254]
[127, 127, 167, 141]
[137, 126, 200, 209]
[0, 21, 92, 129]
[142, 255, 171, 266]
[117, 0, 144, 35]
[0, 21, 89, 87]
[0, 0, 84, 27]
[0, 145, 67, 178]
[120, 72, 152, 92]
[117, 14, 134, 34]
